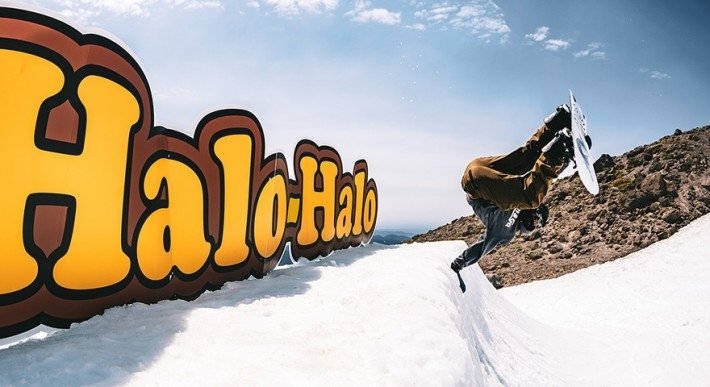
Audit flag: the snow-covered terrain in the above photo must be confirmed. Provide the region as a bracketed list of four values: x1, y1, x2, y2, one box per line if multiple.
[1, 215, 709, 386]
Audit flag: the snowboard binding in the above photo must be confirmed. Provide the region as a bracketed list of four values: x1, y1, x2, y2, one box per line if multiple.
[543, 127, 592, 172]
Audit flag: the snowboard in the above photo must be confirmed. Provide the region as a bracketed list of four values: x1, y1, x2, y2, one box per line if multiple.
[568, 90, 599, 195]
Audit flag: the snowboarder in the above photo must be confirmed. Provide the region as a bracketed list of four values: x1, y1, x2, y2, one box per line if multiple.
[450, 104, 591, 291]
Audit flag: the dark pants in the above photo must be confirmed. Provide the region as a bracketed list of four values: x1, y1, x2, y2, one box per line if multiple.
[460, 123, 565, 211]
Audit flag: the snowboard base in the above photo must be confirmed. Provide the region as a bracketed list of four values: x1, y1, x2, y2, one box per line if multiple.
[569, 90, 599, 195]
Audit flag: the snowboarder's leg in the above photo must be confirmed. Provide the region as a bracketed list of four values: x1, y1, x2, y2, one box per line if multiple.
[544, 104, 572, 134]
[459, 105, 573, 210]
[450, 236, 489, 293]
[485, 104, 572, 175]
[518, 153, 565, 209]
[461, 159, 547, 211]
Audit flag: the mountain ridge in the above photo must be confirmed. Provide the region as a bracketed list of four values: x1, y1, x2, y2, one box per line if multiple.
[409, 125, 710, 288]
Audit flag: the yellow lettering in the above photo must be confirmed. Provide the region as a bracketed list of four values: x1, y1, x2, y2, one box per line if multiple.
[213, 134, 253, 267]
[352, 170, 367, 236]
[288, 197, 300, 224]
[253, 175, 287, 259]
[297, 156, 337, 246]
[136, 158, 211, 281]
[0, 50, 134, 292]
[51, 75, 137, 290]
[336, 186, 353, 239]
[363, 187, 377, 234]
[0, 50, 63, 294]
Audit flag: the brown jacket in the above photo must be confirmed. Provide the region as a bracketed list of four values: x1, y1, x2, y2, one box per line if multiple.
[461, 122, 566, 211]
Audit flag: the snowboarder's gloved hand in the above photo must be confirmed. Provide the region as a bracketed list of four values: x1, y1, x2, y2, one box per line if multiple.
[518, 204, 549, 235]
[544, 104, 571, 132]
[542, 128, 573, 164]
[451, 260, 463, 273]
[536, 204, 549, 227]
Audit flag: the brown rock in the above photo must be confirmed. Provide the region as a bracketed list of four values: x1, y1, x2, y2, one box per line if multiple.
[640, 172, 668, 198]
[662, 209, 682, 224]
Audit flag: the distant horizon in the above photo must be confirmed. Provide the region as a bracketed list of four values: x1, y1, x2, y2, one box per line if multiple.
[373, 227, 428, 236]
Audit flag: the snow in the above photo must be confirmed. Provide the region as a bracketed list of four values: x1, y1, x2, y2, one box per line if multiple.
[1, 215, 709, 386]
[501, 212, 710, 385]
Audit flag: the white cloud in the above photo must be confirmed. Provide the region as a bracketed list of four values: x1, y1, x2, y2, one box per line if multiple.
[35, 0, 223, 20]
[650, 71, 670, 80]
[525, 26, 548, 42]
[264, 0, 338, 15]
[544, 39, 569, 51]
[418, 6, 458, 22]
[345, 0, 401, 25]
[638, 67, 670, 80]
[525, 26, 570, 51]
[415, 1, 510, 42]
[72, 0, 153, 17]
[406, 23, 427, 31]
[573, 42, 607, 59]
[167, 0, 223, 10]
[56, 6, 100, 22]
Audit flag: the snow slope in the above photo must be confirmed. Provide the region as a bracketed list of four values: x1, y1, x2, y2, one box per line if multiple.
[502, 213, 710, 386]
[1, 215, 709, 386]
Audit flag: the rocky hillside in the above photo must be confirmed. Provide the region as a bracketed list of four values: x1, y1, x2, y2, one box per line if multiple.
[410, 125, 710, 288]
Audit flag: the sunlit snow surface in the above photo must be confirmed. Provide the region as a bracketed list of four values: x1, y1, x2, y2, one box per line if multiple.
[1, 215, 709, 386]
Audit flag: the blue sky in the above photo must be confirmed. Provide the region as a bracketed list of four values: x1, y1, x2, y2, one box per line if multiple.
[15, 0, 710, 230]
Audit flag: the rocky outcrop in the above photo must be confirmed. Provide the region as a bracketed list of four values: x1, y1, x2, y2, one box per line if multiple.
[410, 126, 710, 288]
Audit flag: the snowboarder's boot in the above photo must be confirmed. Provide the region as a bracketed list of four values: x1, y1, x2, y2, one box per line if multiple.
[542, 127, 592, 171]
[542, 128, 574, 171]
[544, 104, 572, 133]
[544, 103, 592, 152]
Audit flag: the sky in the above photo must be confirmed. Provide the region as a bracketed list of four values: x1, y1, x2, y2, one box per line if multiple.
[9, 0, 710, 230]
[1, 213, 708, 386]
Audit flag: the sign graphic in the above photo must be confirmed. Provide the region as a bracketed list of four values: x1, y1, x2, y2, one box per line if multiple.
[0, 6, 377, 338]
